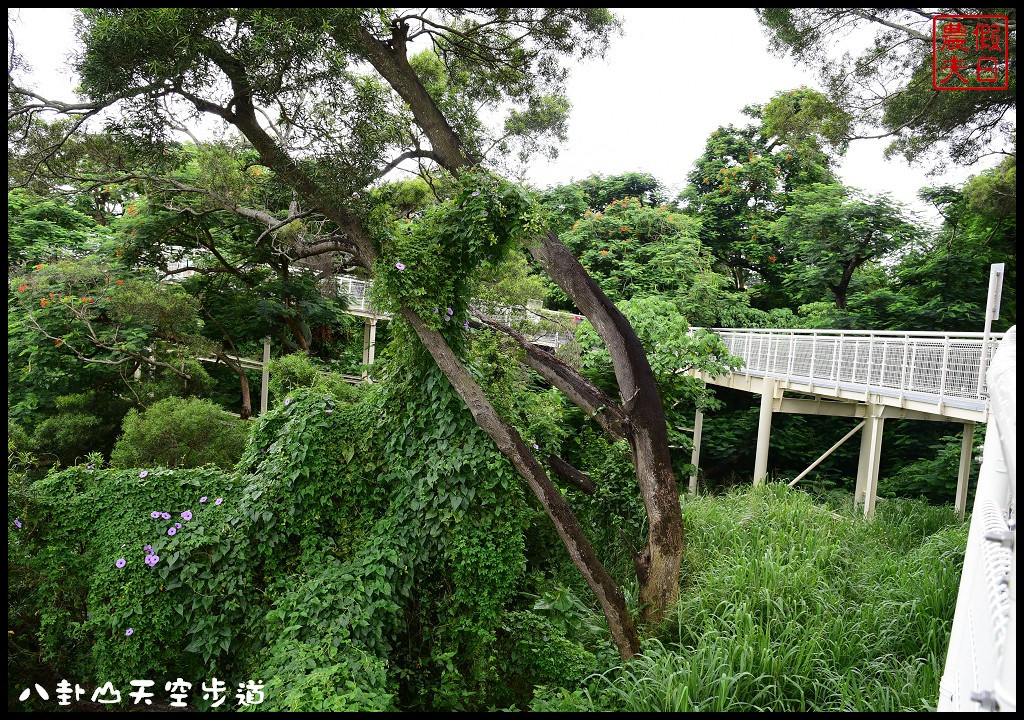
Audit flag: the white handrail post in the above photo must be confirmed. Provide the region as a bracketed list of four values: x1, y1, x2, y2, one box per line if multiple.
[260, 336, 271, 415]
[836, 333, 845, 384]
[977, 262, 1005, 397]
[852, 335, 861, 386]
[899, 334, 910, 404]
[865, 334, 875, 398]
[808, 333, 817, 389]
[938, 335, 951, 412]
[907, 341, 918, 396]
[786, 331, 795, 382]
[878, 338, 889, 392]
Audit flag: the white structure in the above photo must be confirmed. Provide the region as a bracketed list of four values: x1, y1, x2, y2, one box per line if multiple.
[686, 327, 1005, 518]
[338, 276, 1005, 520]
[336, 275, 583, 353]
[939, 326, 1016, 712]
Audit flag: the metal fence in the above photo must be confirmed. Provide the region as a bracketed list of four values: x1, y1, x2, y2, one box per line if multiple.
[336, 276, 582, 348]
[706, 328, 1005, 410]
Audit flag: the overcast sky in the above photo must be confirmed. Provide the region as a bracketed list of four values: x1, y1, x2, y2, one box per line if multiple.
[9, 8, 1004, 227]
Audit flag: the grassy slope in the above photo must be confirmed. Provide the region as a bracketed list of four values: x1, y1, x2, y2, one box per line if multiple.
[532, 485, 967, 711]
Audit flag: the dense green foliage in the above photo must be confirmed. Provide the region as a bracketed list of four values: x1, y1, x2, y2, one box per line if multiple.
[7, 6, 1015, 713]
[110, 397, 249, 470]
[757, 8, 1016, 169]
[10, 458, 965, 711]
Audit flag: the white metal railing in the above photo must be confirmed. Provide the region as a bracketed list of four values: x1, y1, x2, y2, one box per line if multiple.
[939, 326, 1016, 712]
[336, 276, 583, 348]
[701, 327, 1006, 410]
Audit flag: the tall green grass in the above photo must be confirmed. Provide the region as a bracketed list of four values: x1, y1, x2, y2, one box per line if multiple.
[531, 485, 966, 712]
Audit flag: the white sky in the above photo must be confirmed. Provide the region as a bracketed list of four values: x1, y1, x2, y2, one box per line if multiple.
[9, 7, 1005, 227]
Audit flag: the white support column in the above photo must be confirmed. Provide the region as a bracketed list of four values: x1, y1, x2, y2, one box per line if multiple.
[367, 319, 377, 366]
[260, 336, 271, 415]
[753, 378, 778, 485]
[861, 409, 885, 518]
[689, 409, 704, 494]
[954, 422, 976, 521]
[854, 416, 872, 506]
[361, 318, 378, 379]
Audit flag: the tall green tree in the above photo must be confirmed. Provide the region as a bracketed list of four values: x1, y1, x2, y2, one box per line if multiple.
[681, 89, 847, 301]
[773, 183, 922, 309]
[848, 163, 1016, 331]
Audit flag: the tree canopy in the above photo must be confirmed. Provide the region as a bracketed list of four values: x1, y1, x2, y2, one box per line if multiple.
[758, 8, 1016, 170]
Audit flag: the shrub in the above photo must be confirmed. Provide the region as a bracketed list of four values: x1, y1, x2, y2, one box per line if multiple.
[110, 397, 247, 470]
[28, 392, 132, 468]
[267, 352, 357, 403]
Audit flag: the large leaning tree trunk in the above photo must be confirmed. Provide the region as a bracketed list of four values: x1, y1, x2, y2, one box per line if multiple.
[13, 8, 691, 658]
[354, 17, 684, 627]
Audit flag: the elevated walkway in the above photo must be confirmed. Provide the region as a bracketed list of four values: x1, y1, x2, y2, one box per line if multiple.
[337, 276, 582, 366]
[337, 276, 1006, 518]
[686, 327, 1006, 517]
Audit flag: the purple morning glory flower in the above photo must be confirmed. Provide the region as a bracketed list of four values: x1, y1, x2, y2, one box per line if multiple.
[174, 522, 182, 529]
[87, 464, 95, 469]
[482, 211, 489, 217]
[325, 409, 333, 414]
[444, 316, 450, 322]
[433, 308, 439, 313]
[115, 558, 126, 568]
[533, 443, 539, 449]
[464, 321, 469, 330]
[150, 511, 161, 519]
[125, 628, 134, 637]
[200, 497, 207, 503]
[147, 554, 160, 566]
[447, 307, 454, 315]
[14, 518, 22, 529]
[139, 471, 148, 478]
[161, 513, 171, 520]
[143, 544, 152, 553]
[167, 527, 177, 536]
[215, 498, 223, 505]
[471, 191, 481, 197]
[395, 262, 406, 271]
[181, 511, 192, 521]
[285, 397, 292, 406]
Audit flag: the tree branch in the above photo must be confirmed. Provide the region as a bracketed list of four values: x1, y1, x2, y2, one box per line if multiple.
[475, 314, 628, 441]
[848, 9, 930, 42]
[547, 454, 597, 494]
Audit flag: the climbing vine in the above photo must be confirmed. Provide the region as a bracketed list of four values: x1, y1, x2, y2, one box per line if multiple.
[372, 171, 544, 337]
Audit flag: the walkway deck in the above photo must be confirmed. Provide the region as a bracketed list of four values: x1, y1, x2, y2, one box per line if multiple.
[690, 328, 1004, 424]
[338, 276, 581, 350]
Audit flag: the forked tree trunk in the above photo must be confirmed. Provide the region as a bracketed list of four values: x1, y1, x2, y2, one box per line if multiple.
[210, 30, 680, 658]
[401, 310, 640, 657]
[355, 25, 684, 624]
